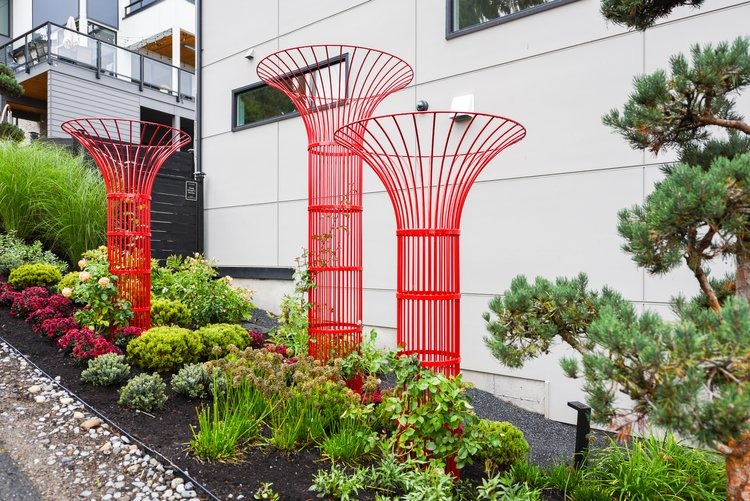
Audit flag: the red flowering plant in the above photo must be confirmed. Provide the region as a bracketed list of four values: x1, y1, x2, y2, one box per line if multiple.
[0, 288, 19, 306]
[26, 306, 60, 333]
[47, 294, 73, 317]
[248, 330, 265, 349]
[110, 326, 142, 351]
[9, 287, 50, 318]
[41, 316, 79, 340]
[57, 327, 121, 364]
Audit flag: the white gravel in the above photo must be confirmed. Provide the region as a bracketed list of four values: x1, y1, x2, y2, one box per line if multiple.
[0, 340, 204, 500]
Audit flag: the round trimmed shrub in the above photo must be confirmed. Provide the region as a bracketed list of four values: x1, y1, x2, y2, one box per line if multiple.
[470, 419, 529, 470]
[56, 271, 80, 294]
[126, 326, 205, 372]
[8, 263, 62, 289]
[150, 297, 191, 327]
[118, 373, 167, 412]
[170, 363, 210, 398]
[80, 353, 131, 386]
[196, 323, 250, 357]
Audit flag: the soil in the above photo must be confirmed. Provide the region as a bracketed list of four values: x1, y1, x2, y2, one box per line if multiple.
[0, 307, 493, 500]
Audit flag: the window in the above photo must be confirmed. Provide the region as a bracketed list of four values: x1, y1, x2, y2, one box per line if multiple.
[88, 23, 117, 45]
[87, 0, 118, 29]
[232, 54, 348, 130]
[33, 0, 78, 27]
[0, 0, 9, 37]
[233, 83, 297, 129]
[447, 0, 578, 38]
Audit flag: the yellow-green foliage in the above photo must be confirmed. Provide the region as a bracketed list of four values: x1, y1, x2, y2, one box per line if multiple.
[56, 271, 80, 293]
[8, 263, 62, 289]
[196, 323, 249, 357]
[118, 373, 167, 412]
[469, 419, 529, 470]
[126, 326, 205, 372]
[150, 298, 191, 327]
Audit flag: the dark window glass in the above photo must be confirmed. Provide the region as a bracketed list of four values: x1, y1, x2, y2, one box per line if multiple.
[234, 84, 297, 128]
[0, 0, 9, 36]
[33, 0, 78, 27]
[449, 0, 575, 34]
[87, 0, 118, 29]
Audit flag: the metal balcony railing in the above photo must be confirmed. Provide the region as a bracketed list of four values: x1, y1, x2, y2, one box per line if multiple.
[0, 22, 195, 102]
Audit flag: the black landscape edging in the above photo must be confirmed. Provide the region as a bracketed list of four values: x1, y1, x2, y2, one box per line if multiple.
[0, 335, 221, 501]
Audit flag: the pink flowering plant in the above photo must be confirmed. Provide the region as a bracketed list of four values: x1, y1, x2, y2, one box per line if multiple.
[71, 247, 133, 333]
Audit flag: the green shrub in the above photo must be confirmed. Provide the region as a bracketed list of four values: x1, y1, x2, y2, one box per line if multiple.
[151, 298, 191, 327]
[8, 263, 62, 289]
[151, 254, 255, 327]
[469, 419, 530, 472]
[0, 122, 23, 142]
[0, 231, 67, 275]
[72, 249, 132, 333]
[118, 373, 167, 412]
[126, 326, 205, 372]
[171, 363, 210, 398]
[196, 323, 249, 357]
[56, 271, 80, 294]
[80, 353, 131, 386]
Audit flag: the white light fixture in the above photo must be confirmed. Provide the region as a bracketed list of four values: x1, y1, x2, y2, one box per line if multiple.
[245, 48, 255, 60]
[450, 94, 474, 122]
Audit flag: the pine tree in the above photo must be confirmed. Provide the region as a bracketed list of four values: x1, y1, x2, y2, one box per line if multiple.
[484, 2, 750, 499]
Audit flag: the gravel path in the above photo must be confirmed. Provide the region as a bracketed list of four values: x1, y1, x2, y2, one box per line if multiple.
[0, 339, 204, 501]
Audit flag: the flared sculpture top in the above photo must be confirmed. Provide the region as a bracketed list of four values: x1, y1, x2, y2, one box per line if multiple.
[256, 45, 414, 142]
[61, 118, 191, 194]
[334, 111, 526, 229]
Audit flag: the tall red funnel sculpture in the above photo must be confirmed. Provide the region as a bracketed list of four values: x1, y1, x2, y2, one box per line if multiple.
[61, 118, 191, 330]
[335, 112, 525, 375]
[257, 46, 413, 360]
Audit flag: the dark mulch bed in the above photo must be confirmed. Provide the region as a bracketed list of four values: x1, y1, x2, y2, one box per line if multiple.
[0, 305, 584, 499]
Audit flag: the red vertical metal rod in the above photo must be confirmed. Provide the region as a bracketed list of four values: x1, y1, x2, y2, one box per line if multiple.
[257, 45, 413, 361]
[61, 118, 191, 330]
[334, 112, 525, 375]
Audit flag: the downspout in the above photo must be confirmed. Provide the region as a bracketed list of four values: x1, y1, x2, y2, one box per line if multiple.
[193, 0, 205, 254]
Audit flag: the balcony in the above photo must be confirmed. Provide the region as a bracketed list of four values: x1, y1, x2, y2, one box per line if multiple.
[0, 22, 195, 102]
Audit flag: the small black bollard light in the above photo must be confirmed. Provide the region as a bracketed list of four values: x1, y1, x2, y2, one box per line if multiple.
[567, 400, 591, 469]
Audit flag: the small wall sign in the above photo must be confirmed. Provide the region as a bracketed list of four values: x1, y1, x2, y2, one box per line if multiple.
[185, 181, 198, 201]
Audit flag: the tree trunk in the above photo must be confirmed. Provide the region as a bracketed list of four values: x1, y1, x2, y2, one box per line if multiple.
[736, 243, 750, 300]
[725, 433, 750, 501]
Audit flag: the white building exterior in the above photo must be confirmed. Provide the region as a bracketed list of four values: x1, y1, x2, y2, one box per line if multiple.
[199, 0, 750, 424]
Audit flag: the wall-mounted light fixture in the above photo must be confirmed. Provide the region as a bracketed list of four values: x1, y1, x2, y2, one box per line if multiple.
[245, 48, 255, 60]
[450, 94, 474, 122]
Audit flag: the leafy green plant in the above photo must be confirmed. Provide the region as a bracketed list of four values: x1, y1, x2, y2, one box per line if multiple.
[269, 252, 314, 356]
[467, 419, 530, 473]
[383, 355, 479, 470]
[80, 353, 131, 386]
[543, 462, 582, 498]
[118, 373, 167, 412]
[7, 263, 62, 289]
[477, 472, 541, 501]
[150, 297, 191, 327]
[309, 464, 368, 501]
[126, 326, 205, 372]
[0, 231, 68, 275]
[151, 254, 255, 327]
[0, 63, 24, 97]
[71, 248, 132, 333]
[507, 460, 547, 491]
[196, 323, 250, 357]
[56, 271, 80, 294]
[171, 363, 210, 398]
[190, 378, 270, 461]
[253, 483, 280, 501]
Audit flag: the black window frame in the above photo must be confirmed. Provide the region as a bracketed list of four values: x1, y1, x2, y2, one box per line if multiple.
[231, 53, 349, 132]
[446, 0, 578, 39]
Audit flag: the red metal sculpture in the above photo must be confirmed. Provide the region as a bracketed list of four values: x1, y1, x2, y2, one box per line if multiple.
[334, 112, 526, 375]
[61, 118, 191, 330]
[257, 45, 413, 360]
